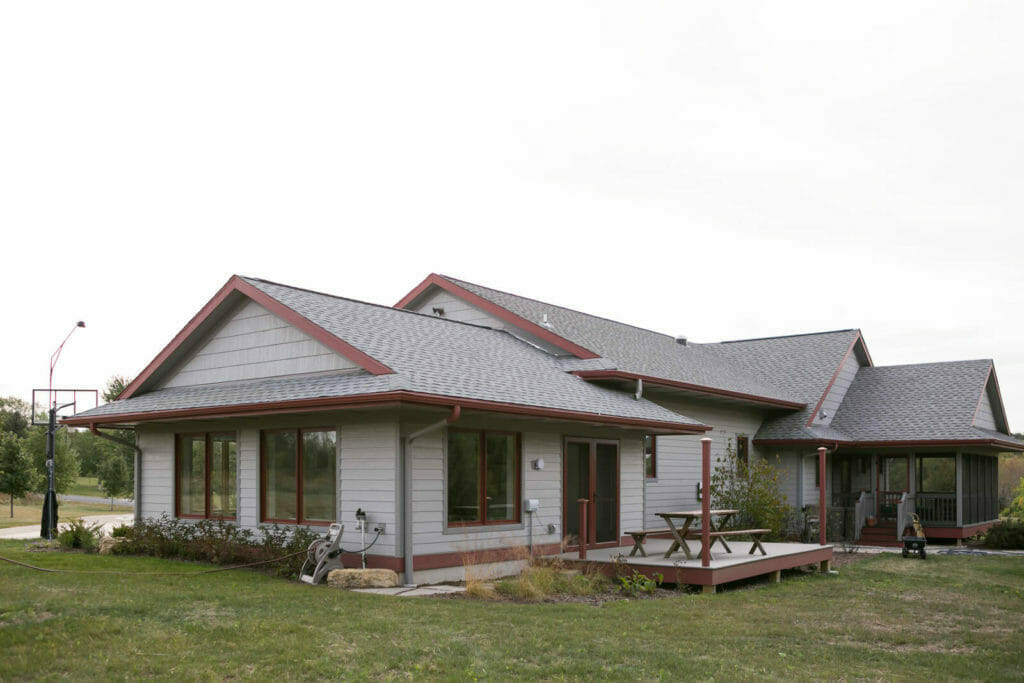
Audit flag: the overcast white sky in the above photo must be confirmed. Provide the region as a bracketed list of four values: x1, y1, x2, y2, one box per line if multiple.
[2, 2, 1022, 430]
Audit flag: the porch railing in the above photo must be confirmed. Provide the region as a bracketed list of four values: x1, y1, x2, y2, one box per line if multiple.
[915, 493, 956, 526]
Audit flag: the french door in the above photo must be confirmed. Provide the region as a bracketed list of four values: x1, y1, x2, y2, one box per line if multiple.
[563, 438, 619, 549]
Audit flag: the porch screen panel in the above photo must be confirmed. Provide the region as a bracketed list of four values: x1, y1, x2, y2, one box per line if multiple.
[447, 431, 481, 523]
[264, 430, 297, 521]
[177, 436, 206, 516]
[485, 434, 517, 522]
[302, 430, 337, 523]
[209, 433, 237, 519]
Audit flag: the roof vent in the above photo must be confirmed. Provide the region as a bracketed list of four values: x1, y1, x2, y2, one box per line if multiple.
[675, 336, 687, 346]
[432, 307, 445, 318]
[541, 313, 554, 330]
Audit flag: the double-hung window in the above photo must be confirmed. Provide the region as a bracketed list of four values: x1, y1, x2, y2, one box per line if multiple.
[176, 433, 237, 519]
[261, 428, 337, 525]
[447, 430, 520, 526]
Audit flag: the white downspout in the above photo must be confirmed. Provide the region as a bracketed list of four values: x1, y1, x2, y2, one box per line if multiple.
[401, 405, 461, 587]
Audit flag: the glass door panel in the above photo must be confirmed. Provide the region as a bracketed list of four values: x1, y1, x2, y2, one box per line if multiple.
[594, 444, 618, 544]
[564, 441, 590, 547]
[877, 455, 909, 521]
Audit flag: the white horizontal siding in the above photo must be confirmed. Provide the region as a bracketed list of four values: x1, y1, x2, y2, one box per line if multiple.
[410, 427, 565, 557]
[137, 427, 174, 520]
[642, 398, 769, 529]
[161, 299, 356, 388]
[340, 421, 399, 557]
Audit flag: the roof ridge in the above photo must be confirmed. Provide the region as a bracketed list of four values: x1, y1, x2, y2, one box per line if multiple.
[438, 274, 680, 341]
[719, 329, 857, 344]
[240, 275, 528, 335]
[861, 359, 994, 370]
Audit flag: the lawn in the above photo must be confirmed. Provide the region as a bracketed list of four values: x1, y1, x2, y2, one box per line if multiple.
[0, 497, 132, 529]
[65, 476, 103, 498]
[1, 543, 1022, 680]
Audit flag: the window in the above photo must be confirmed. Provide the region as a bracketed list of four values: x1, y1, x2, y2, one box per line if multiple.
[643, 434, 656, 478]
[736, 436, 749, 472]
[261, 428, 337, 525]
[175, 433, 237, 519]
[447, 430, 520, 526]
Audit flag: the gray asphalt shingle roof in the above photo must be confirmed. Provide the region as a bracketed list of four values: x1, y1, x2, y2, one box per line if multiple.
[442, 276, 805, 404]
[73, 277, 704, 428]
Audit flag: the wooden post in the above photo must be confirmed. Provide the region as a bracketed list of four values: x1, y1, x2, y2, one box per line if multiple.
[577, 498, 589, 560]
[701, 437, 712, 567]
[818, 447, 827, 545]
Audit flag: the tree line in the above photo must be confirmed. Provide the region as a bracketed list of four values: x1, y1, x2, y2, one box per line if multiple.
[0, 376, 135, 516]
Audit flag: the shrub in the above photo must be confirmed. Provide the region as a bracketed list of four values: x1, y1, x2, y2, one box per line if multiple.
[616, 569, 662, 597]
[114, 515, 324, 578]
[1001, 476, 1024, 520]
[110, 523, 131, 538]
[710, 441, 791, 538]
[57, 518, 103, 552]
[982, 520, 1024, 550]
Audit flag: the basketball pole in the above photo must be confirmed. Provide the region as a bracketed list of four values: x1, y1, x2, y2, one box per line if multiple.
[42, 321, 85, 541]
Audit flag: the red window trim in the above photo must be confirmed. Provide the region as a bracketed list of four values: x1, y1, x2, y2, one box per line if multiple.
[174, 431, 238, 521]
[260, 427, 336, 526]
[446, 428, 522, 527]
[644, 434, 657, 479]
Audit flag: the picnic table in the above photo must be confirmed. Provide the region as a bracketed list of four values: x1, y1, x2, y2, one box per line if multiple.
[656, 509, 739, 560]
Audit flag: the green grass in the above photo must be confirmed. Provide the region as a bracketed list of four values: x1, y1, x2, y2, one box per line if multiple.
[65, 476, 104, 498]
[0, 497, 132, 529]
[1, 542, 1022, 679]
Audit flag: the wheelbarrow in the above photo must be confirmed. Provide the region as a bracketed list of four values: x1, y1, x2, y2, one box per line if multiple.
[901, 513, 927, 560]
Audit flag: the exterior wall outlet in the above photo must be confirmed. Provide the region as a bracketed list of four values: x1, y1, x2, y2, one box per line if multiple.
[373, 522, 387, 534]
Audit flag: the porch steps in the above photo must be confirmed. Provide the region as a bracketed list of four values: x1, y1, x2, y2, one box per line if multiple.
[857, 523, 903, 547]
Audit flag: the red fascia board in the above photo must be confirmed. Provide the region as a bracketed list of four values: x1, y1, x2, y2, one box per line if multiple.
[753, 437, 1024, 451]
[805, 332, 861, 427]
[64, 390, 710, 434]
[118, 275, 394, 400]
[572, 370, 805, 410]
[395, 274, 600, 360]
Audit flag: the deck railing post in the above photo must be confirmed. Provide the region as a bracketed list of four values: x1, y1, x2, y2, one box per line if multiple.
[577, 498, 589, 560]
[818, 447, 827, 545]
[701, 438, 712, 567]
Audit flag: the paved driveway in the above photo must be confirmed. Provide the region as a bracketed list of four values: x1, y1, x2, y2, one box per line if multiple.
[0, 514, 134, 540]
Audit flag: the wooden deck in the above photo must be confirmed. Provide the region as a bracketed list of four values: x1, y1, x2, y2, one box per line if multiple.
[557, 539, 833, 593]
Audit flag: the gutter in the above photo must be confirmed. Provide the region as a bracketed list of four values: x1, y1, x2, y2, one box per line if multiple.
[89, 423, 142, 524]
[400, 405, 461, 586]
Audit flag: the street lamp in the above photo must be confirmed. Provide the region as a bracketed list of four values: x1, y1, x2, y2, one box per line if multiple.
[41, 321, 86, 540]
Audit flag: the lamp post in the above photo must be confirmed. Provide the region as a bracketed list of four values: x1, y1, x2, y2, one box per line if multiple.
[41, 321, 85, 540]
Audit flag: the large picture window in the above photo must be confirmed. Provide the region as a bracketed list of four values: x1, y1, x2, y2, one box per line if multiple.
[175, 433, 237, 519]
[447, 430, 520, 526]
[261, 428, 337, 525]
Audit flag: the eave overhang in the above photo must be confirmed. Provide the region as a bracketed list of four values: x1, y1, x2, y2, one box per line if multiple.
[63, 390, 711, 435]
[572, 370, 806, 410]
[753, 437, 1024, 452]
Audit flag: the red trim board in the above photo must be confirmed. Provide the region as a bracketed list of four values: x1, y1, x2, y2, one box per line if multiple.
[754, 437, 1024, 452]
[119, 275, 393, 400]
[395, 274, 601, 360]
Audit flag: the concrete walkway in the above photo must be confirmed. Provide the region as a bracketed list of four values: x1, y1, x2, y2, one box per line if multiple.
[0, 514, 133, 540]
[59, 494, 133, 506]
[352, 585, 466, 597]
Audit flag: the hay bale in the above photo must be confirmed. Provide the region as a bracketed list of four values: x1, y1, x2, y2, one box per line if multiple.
[326, 568, 399, 589]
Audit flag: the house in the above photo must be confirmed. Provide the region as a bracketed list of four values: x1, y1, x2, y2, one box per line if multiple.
[64, 274, 1023, 583]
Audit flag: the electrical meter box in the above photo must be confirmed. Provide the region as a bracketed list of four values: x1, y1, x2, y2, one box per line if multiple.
[524, 499, 540, 512]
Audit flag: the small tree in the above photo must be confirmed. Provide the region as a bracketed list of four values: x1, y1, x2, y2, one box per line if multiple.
[97, 455, 130, 510]
[1003, 476, 1024, 520]
[709, 440, 791, 538]
[0, 432, 38, 517]
[24, 425, 80, 494]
